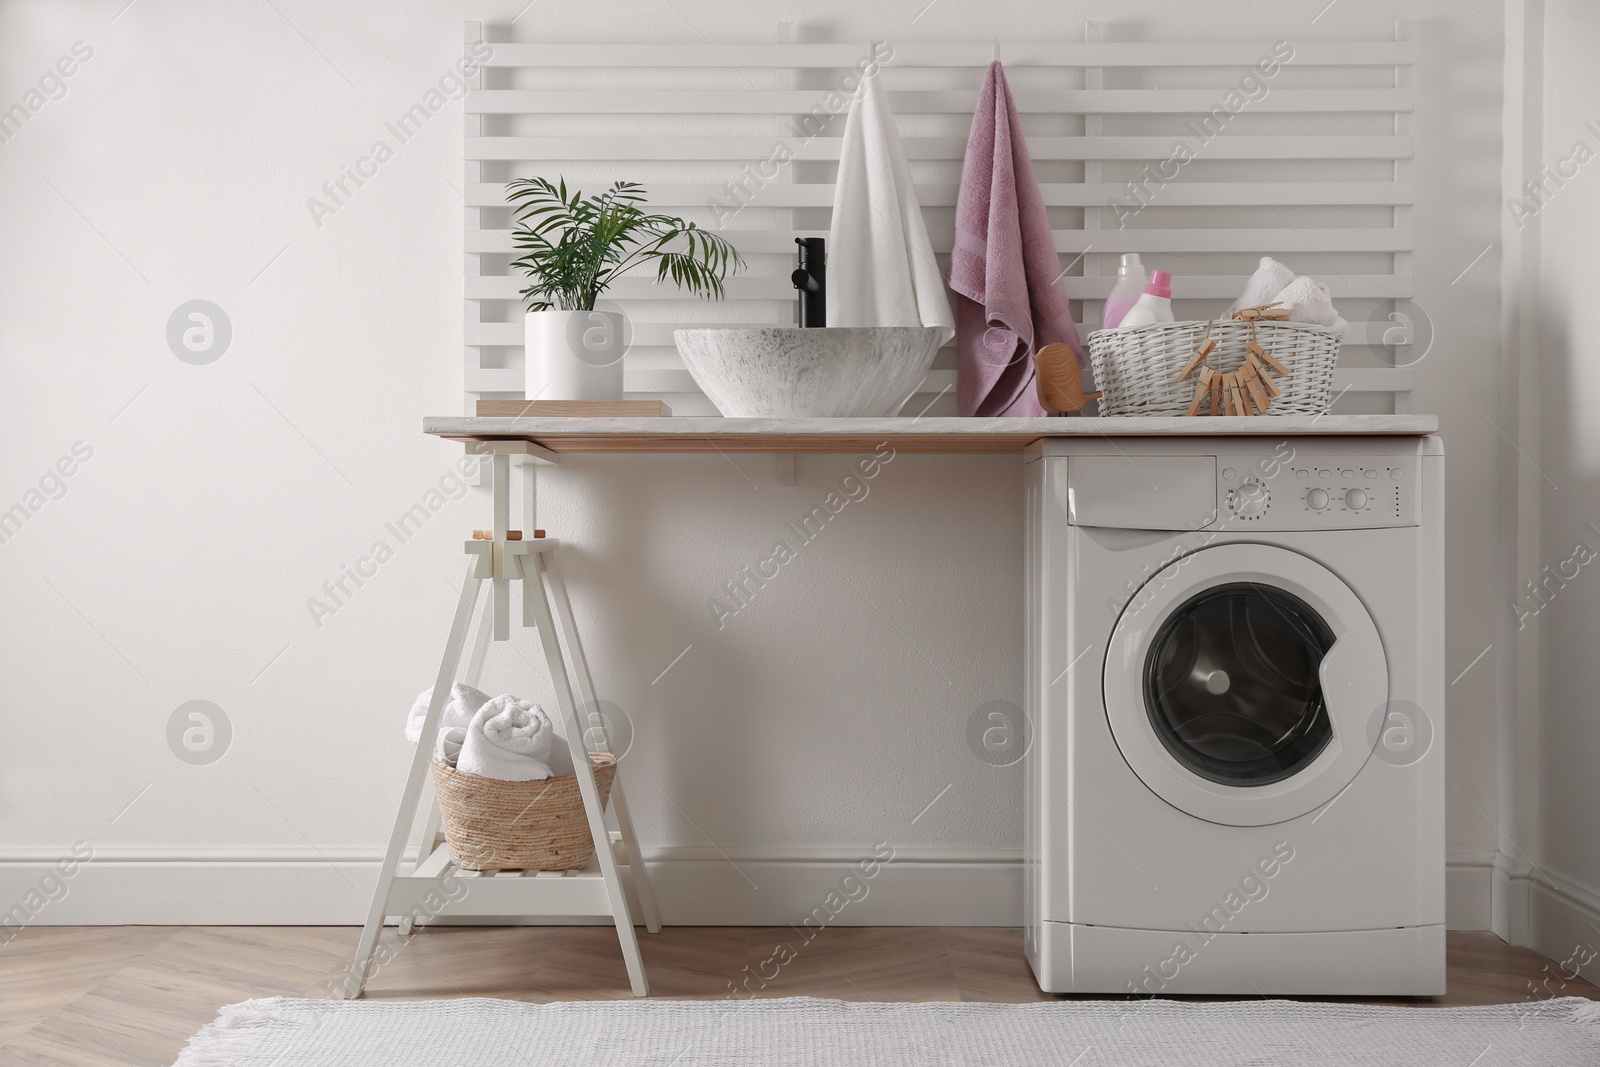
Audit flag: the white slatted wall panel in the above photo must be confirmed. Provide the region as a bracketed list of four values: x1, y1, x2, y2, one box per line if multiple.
[462, 26, 1416, 416]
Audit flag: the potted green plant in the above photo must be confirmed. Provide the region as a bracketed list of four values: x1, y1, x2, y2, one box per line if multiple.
[508, 178, 743, 401]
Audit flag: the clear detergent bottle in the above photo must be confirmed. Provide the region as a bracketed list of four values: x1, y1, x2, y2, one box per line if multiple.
[1100, 253, 1149, 331]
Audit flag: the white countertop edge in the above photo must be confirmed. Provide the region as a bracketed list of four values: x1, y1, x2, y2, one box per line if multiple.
[423, 414, 1438, 437]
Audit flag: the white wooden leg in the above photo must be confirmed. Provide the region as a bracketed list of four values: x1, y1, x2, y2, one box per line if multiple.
[417, 788, 445, 865]
[608, 782, 662, 933]
[346, 563, 485, 999]
[526, 554, 649, 997]
[544, 555, 662, 935]
[464, 589, 495, 686]
[491, 453, 511, 639]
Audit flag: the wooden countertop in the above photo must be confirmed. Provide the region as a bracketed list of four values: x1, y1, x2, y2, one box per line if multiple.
[423, 414, 1437, 454]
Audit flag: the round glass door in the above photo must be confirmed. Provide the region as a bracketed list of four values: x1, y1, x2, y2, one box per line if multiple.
[1102, 543, 1388, 826]
[1143, 583, 1335, 787]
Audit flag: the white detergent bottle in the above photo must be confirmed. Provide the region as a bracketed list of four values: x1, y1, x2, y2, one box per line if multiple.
[1117, 270, 1175, 328]
[1100, 253, 1148, 331]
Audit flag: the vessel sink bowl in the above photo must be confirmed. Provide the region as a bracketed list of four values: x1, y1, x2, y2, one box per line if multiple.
[672, 326, 945, 418]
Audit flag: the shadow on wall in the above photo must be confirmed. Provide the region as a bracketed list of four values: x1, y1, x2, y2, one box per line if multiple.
[1533, 311, 1600, 894]
[548, 454, 764, 846]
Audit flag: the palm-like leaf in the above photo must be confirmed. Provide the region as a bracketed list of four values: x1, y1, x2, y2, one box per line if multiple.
[507, 178, 743, 312]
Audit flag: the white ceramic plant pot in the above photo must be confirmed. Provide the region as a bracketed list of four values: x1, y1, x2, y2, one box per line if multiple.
[525, 310, 626, 401]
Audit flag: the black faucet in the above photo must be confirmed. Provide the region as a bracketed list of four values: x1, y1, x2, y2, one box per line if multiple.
[792, 237, 826, 328]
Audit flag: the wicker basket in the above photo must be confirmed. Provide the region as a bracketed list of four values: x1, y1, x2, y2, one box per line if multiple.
[1087, 320, 1341, 417]
[431, 753, 617, 872]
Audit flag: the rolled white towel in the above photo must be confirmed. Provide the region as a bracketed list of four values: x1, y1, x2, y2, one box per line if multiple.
[405, 682, 490, 745]
[436, 726, 468, 767]
[458, 695, 574, 782]
[1229, 256, 1297, 313]
[1273, 276, 1348, 333]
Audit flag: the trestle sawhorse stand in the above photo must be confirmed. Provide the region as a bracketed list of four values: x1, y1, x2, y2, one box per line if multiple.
[345, 440, 660, 998]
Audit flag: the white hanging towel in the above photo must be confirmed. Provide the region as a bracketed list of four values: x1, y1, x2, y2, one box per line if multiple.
[826, 72, 955, 340]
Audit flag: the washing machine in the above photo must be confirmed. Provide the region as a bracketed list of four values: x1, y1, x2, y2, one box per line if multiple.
[1023, 435, 1445, 996]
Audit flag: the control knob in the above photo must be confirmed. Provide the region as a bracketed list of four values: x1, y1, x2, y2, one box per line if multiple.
[1228, 479, 1270, 518]
[1307, 488, 1329, 510]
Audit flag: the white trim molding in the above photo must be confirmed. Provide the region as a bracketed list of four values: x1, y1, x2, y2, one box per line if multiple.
[1500, 856, 1600, 987]
[2, 847, 1499, 930]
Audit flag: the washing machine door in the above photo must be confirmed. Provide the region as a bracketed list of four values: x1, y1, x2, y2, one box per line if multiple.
[1103, 543, 1386, 826]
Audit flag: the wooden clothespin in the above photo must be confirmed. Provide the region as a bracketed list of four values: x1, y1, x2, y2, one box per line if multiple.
[1228, 372, 1249, 416]
[1247, 353, 1282, 397]
[1248, 342, 1291, 377]
[1241, 362, 1272, 413]
[1231, 302, 1290, 323]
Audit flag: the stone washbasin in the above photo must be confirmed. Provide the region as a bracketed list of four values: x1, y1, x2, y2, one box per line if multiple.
[672, 326, 946, 418]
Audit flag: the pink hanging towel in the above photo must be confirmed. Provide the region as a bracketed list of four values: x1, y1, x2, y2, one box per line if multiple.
[950, 62, 1086, 417]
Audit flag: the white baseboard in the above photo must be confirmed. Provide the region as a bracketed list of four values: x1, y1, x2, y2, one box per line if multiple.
[0, 847, 1017, 929]
[1518, 865, 1600, 987]
[0, 847, 1497, 930]
[1446, 850, 1498, 932]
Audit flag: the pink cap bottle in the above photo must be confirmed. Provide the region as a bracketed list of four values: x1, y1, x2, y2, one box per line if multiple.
[1116, 269, 1176, 328]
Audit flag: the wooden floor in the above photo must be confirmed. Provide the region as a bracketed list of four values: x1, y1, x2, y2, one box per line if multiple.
[0, 926, 1593, 1065]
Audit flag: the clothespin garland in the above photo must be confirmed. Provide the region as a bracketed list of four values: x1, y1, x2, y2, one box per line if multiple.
[1175, 318, 1293, 416]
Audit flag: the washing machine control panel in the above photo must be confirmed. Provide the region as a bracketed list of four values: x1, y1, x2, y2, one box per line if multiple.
[1215, 453, 1420, 530]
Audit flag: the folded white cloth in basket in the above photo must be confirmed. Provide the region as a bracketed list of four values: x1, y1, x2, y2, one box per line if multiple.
[405, 682, 490, 745]
[1273, 275, 1348, 333]
[457, 694, 575, 782]
[1229, 256, 1297, 313]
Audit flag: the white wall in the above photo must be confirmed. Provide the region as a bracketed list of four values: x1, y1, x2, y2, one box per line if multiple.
[1515, 0, 1600, 982]
[0, 0, 1510, 928]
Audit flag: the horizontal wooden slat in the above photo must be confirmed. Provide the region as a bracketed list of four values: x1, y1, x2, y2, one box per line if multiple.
[466, 277, 786, 304]
[467, 135, 1412, 162]
[464, 365, 1412, 398]
[462, 275, 1411, 319]
[465, 320, 1418, 349]
[388, 871, 611, 915]
[1333, 367, 1414, 393]
[465, 363, 1411, 399]
[481, 42, 1413, 69]
[467, 88, 1413, 115]
[466, 228, 1413, 258]
[466, 181, 1416, 209]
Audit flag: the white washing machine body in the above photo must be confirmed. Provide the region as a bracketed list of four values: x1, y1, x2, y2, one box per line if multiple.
[1023, 435, 1445, 996]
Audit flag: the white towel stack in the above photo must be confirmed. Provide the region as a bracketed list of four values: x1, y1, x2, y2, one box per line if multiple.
[1228, 257, 1347, 333]
[456, 694, 575, 782]
[1272, 276, 1347, 332]
[405, 682, 490, 745]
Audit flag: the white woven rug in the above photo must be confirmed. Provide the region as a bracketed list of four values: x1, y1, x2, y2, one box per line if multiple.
[172, 995, 1600, 1066]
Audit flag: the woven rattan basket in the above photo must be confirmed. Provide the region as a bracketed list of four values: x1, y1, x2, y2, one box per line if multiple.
[1087, 320, 1341, 417]
[431, 753, 617, 872]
